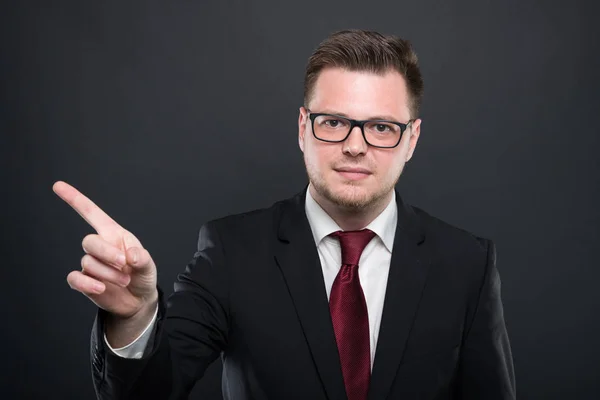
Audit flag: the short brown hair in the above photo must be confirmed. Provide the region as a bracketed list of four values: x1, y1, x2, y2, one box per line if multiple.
[303, 29, 424, 118]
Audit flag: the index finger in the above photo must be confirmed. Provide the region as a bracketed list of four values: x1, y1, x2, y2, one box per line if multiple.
[53, 181, 121, 234]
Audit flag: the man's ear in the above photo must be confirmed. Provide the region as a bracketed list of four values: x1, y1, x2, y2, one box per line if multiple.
[405, 118, 422, 162]
[298, 106, 308, 152]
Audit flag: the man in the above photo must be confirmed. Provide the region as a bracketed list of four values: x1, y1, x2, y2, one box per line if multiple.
[54, 30, 515, 399]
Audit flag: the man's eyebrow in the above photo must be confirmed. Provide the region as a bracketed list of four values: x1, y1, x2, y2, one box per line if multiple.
[318, 110, 403, 122]
[367, 115, 403, 122]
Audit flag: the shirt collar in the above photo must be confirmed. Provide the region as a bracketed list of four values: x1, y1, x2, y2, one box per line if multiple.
[305, 184, 397, 252]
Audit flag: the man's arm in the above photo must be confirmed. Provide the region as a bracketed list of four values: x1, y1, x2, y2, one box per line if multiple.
[456, 240, 516, 399]
[90, 222, 230, 399]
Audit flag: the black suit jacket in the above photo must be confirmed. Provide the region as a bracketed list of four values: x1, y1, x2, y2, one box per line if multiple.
[90, 186, 515, 399]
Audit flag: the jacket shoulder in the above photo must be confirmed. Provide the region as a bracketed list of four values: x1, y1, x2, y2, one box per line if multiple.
[408, 204, 497, 301]
[409, 204, 491, 256]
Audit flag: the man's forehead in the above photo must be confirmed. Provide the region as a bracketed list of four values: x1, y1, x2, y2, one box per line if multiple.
[309, 67, 411, 120]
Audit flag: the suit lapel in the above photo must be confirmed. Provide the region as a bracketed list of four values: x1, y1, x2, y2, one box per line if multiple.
[274, 186, 346, 400]
[368, 191, 431, 400]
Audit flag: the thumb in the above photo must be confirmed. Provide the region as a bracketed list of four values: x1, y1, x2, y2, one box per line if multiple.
[125, 247, 154, 271]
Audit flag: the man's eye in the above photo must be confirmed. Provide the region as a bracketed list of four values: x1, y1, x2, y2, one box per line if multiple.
[366, 122, 398, 135]
[325, 119, 342, 128]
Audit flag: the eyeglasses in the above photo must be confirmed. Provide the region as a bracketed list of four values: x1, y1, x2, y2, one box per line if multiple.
[307, 109, 413, 149]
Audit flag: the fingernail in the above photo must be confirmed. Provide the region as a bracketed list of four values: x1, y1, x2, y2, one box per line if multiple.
[116, 254, 126, 266]
[119, 276, 130, 287]
[93, 283, 105, 293]
[132, 251, 138, 265]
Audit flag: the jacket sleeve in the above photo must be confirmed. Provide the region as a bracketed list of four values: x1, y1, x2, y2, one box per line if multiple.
[456, 239, 516, 399]
[90, 221, 230, 399]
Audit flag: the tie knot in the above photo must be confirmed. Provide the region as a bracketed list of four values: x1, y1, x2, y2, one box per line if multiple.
[330, 229, 376, 266]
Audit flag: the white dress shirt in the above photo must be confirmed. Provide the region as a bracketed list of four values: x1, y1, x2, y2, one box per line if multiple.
[305, 186, 397, 367]
[106, 185, 397, 367]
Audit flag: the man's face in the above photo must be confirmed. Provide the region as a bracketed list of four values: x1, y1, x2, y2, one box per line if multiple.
[298, 67, 421, 211]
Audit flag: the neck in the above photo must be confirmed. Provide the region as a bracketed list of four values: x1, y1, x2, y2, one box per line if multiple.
[309, 185, 393, 231]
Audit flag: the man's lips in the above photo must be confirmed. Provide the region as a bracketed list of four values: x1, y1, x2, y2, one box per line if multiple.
[334, 167, 372, 174]
[334, 167, 372, 180]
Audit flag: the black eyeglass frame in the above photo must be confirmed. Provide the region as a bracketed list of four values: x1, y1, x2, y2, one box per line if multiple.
[307, 110, 414, 149]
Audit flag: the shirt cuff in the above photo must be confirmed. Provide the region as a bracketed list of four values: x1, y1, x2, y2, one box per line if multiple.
[103, 303, 159, 359]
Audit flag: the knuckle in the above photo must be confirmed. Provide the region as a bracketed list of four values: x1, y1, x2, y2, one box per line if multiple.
[66, 272, 76, 287]
[67, 272, 83, 291]
[81, 254, 90, 268]
[81, 234, 97, 252]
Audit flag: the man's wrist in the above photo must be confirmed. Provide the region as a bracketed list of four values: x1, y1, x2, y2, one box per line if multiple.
[105, 291, 159, 348]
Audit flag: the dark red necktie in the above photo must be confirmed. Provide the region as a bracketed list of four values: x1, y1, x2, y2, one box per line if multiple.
[329, 229, 376, 400]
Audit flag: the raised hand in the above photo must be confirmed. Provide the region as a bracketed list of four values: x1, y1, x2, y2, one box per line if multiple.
[53, 181, 158, 328]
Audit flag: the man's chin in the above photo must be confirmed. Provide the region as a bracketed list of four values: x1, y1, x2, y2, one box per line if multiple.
[323, 185, 374, 210]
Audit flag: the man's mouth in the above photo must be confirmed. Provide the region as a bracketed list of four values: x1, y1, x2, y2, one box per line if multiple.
[334, 167, 372, 180]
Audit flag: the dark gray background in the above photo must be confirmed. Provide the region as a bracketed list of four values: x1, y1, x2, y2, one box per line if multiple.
[1, 0, 599, 399]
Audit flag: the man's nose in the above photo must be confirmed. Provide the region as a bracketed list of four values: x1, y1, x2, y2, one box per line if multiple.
[342, 126, 368, 156]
